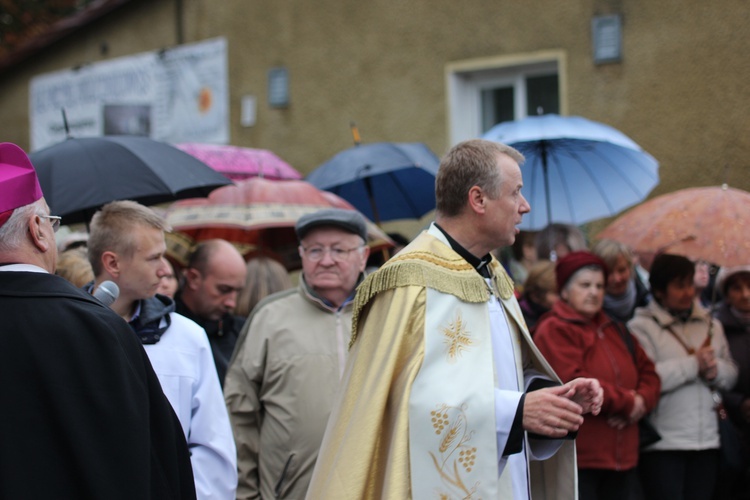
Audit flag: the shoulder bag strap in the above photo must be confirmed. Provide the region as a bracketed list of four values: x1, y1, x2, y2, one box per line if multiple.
[650, 314, 696, 355]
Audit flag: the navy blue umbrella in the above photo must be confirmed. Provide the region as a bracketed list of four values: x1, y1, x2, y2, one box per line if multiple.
[482, 114, 659, 230]
[306, 142, 440, 223]
[31, 135, 232, 225]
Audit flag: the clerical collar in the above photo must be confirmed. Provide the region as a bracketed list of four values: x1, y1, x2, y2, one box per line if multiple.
[433, 223, 493, 278]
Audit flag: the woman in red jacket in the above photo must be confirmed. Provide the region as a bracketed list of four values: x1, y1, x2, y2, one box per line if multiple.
[534, 251, 661, 500]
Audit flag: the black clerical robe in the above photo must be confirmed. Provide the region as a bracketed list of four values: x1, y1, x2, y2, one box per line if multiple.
[0, 271, 196, 499]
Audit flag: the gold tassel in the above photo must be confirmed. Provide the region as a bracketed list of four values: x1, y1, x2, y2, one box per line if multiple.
[350, 257, 491, 347]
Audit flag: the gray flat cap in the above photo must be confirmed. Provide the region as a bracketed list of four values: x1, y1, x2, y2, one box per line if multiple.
[295, 208, 368, 241]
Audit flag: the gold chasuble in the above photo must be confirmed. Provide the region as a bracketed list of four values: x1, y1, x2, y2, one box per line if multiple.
[306, 229, 576, 500]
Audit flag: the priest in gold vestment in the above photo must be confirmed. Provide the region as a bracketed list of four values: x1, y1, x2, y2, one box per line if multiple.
[306, 140, 603, 500]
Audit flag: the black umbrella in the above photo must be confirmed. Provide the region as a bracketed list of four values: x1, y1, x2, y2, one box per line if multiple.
[31, 135, 233, 225]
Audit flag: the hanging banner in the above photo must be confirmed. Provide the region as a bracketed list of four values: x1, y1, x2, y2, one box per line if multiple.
[29, 37, 228, 151]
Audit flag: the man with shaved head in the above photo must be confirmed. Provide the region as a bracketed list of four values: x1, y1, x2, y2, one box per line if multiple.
[176, 238, 248, 384]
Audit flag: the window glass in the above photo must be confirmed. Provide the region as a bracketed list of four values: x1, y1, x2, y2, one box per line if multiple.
[481, 86, 514, 133]
[526, 74, 559, 116]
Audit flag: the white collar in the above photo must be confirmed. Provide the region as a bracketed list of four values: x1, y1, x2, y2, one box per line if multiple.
[0, 263, 49, 274]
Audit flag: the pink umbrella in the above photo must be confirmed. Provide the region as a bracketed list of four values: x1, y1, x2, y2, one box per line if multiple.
[175, 142, 302, 181]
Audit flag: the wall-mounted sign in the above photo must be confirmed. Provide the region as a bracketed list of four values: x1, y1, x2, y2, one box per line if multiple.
[29, 37, 229, 151]
[592, 15, 622, 64]
[268, 67, 289, 108]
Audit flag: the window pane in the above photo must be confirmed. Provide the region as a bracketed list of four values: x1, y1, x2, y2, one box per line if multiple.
[526, 74, 559, 116]
[481, 86, 514, 132]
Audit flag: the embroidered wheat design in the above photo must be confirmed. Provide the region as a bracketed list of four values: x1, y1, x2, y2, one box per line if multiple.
[439, 424, 459, 453]
[441, 310, 473, 362]
[428, 404, 478, 498]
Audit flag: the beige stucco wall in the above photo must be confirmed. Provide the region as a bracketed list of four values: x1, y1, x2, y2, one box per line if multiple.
[1, 0, 748, 237]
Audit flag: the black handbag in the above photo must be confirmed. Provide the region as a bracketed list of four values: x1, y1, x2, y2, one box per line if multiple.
[615, 322, 662, 449]
[638, 417, 662, 449]
[715, 395, 746, 472]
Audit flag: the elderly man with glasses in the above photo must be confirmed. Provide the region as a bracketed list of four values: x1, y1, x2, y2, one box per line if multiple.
[0, 143, 195, 499]
[224, 208, 370, 500]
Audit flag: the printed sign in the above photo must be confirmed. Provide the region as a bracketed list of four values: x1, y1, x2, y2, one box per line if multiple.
[30, 37, 228, 151]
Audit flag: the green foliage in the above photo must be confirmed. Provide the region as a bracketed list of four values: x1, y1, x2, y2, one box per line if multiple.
[0, 0, 97, 53]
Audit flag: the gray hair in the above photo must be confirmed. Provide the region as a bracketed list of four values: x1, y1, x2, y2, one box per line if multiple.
[0, 199, 47, 252]
[435, 139, 524, 218]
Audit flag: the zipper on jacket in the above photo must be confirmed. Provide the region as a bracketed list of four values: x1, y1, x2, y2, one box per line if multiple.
[597, 324, 631, 470]
[336, 310, 346, 378]
[274, 453, 295, 498]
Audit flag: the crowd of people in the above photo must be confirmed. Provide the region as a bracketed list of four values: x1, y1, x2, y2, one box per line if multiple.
[2, 137, 749, 500]
[507, 234, 748, 500]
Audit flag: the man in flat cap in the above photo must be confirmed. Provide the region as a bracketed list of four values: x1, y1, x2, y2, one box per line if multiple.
[224, 208, 370, 499]
[0, 143, 196, 499]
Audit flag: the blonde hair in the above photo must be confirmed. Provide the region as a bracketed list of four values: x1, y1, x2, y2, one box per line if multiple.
[235, 256, 293, 317]
[523, 260, 557, 304]
[55, 248, 94, 288]
[88, 200, 170, 276]
[591, 238, 634, 272]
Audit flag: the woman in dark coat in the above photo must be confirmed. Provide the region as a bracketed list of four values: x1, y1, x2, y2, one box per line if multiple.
[714, 265, 750, 499]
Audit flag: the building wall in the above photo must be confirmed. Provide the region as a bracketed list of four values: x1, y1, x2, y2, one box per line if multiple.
[1, 0, 748, 234]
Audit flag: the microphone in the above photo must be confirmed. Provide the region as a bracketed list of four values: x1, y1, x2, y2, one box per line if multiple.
[93, 280, 120, 307]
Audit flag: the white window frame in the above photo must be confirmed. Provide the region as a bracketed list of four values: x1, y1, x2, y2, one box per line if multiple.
[445, 50, 568, 145]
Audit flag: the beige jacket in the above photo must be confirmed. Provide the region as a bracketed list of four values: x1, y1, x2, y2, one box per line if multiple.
[628, 300, 738, 451]
[224, 277, 353, 499]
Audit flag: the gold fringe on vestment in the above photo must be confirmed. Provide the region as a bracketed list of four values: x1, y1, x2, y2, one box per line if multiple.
[350, 250, 515, 347]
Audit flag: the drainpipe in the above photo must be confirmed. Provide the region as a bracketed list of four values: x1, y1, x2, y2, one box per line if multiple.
[175, 0, 184, 44]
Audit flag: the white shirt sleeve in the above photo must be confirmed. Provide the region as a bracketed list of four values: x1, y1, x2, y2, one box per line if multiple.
[146, 314, 238, 499]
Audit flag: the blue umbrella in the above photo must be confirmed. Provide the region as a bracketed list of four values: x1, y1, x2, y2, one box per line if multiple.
[307, 142, 440, 223]
[482, 114, 659, 230]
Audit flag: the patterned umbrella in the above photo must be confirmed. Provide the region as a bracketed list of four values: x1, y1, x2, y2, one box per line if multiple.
[596, 184, 750, 267]
[175, 142, 302, 181]
[165, 177, 393, 270]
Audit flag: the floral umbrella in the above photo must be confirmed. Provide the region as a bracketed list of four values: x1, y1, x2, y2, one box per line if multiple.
[595, 184, 750, 268]
[175, 142, 302, 181]
[165, 177, 393, 270]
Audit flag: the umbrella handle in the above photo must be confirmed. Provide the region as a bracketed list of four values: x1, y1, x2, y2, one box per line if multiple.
[704, 264, 721, 342]
[350, 122, 361, 146]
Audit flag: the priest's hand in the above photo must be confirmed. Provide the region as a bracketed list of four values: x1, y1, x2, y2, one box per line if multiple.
[523, 385, 584, 438]
[560, 377, 603, 416]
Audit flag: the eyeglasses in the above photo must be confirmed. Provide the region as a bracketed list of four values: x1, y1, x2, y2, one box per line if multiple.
[300, 245, 364, 263]
[40, 215, 62, 233]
